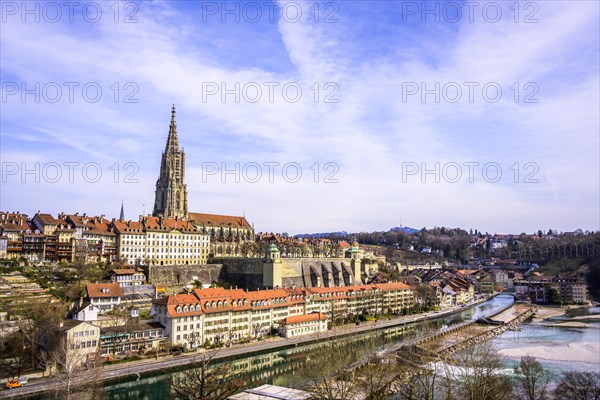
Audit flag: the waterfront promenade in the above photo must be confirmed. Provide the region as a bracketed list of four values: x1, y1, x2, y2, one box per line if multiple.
[2, 296, 494, 399]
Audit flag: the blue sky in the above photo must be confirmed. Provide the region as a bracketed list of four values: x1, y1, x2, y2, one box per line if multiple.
[1, 0, 599, 234]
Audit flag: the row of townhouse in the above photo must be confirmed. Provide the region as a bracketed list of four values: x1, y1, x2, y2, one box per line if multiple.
[0, 212, 117, 263]
[514, 273, 589, 304]
[405, 269, 475, 307]
[0, 211, 211, 266]
[152, 282, 414, 347]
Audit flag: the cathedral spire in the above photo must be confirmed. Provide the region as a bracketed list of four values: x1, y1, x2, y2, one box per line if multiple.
[165, 104, 179, 152]
[153, 105, 188, 220]
[119, 200, 125, 221]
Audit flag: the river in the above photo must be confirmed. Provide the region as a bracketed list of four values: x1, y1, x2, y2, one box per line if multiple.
[32, 295, 599, 399]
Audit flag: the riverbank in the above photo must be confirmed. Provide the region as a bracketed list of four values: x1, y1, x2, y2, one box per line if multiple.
[4, 295, 499, 399]
[497, 305, 600, 367]
[528, 305, 600, 328]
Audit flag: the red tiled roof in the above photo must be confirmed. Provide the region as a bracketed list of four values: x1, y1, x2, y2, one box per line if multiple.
[86, 283, 124, 298]
[112, 220, 145, 234]
[188, 212, 251, 228]
[143, 216, 198, 231]
[281, 312, 327, 325]
[110, 267, 144, 275]
[374, 281, 412, 291]
[89, 219, 115, 236]
[155, 293, 204, 317]
[34, 213, 60, 225]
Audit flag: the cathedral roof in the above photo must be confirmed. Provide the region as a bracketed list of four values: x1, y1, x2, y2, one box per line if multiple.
[188, 212, 251, 228]
[142, 216, 197, 231]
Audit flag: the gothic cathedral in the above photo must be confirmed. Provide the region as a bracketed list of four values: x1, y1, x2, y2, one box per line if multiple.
[153, 105, 189, 219]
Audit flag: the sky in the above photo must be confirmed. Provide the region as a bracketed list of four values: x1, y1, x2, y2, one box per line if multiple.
[1, 0, 599, 235]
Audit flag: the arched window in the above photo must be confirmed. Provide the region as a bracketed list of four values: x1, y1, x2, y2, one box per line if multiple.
[218, 301, 223, 308]
[212, 301, 217, 308]
[224, 301, 229, 307]
[183, 306, 189, 312]
[196, 305, 201, 312]
[205, 302, 210, 309]
[176, 306, 182, 313]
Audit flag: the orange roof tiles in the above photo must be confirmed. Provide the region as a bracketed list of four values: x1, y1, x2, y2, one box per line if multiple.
[155, 293, 204, 317]
[86, 283, 124, 298]
[34, 213, 60, 225]
[142, 216, 198, 231]
[281, 312, 327, 325]
[112, 220, 145, 234]
[110, 267, 144, 275]
[188, 212, 251, 228]
[374, 281, 412, 291]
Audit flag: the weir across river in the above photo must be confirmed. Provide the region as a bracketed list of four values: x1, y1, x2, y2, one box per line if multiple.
[391, 303, 536, 360]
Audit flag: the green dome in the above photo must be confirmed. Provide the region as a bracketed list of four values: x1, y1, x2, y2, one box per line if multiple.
[267, 243, 279, 252]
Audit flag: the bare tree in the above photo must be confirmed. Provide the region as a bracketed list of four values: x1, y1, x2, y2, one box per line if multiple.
[103, 307, 139, 356]
[449, 341, 513, 400]
[356, 355, 404, 400]
[296, 341, 361, 400]
[553, 371, 600, 400]
[5, 302, 68, 375]
[47, 339, 91, 400]
[394, 347, 452, 400]
[513, 355, 552, 400]
[170, 352, 247, 400]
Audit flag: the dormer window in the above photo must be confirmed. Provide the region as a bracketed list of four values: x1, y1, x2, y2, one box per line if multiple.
[183, 306, 189, 312]
[196, 305, 201, 312]
[176, 306, 182, 313]
[205, 302, 210, 309]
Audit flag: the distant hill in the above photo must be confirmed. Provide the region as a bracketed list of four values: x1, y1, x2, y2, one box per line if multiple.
[293, 231, 349, 239]
[388, 226, 419, 234]
[293, 226, 418, 239]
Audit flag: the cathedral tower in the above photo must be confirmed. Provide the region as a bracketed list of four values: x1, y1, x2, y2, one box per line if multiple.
[153, 105, 188, 219]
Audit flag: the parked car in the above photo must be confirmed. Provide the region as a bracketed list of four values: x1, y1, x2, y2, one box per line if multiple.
[5, 377, 27, 389]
